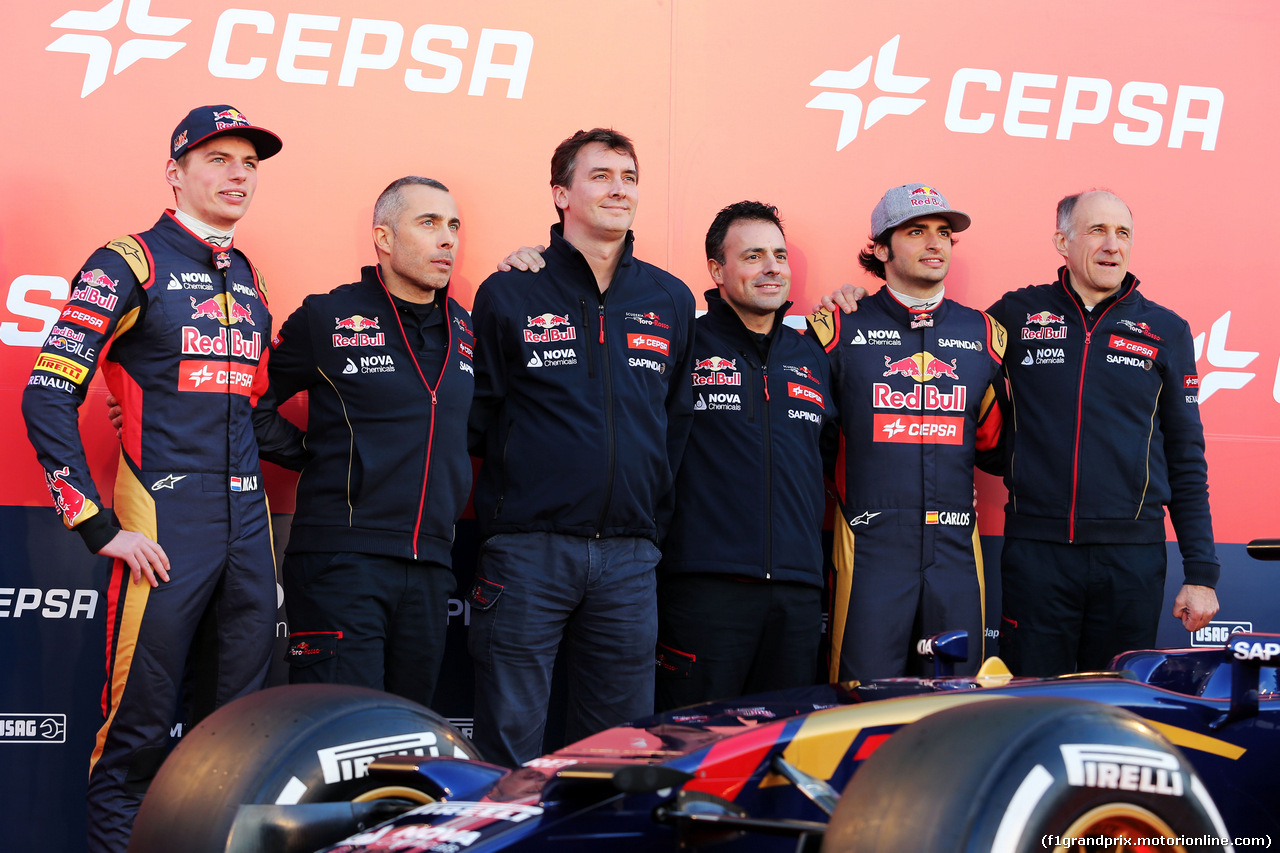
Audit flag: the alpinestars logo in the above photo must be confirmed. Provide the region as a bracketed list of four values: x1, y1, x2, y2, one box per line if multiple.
[807, 35, 927, 150]
[48, 0, 190, 97]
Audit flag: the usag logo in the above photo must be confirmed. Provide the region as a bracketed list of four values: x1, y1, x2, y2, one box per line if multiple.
[1191, 620, 1251, 647]
[0, 713, 67, 743]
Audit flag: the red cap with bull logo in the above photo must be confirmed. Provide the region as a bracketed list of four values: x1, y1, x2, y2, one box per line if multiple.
[170, 104, 283, 161]
[871, 182, 971, 237]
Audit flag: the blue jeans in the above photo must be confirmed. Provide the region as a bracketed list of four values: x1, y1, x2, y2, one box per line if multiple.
[467, 532, 660, 767]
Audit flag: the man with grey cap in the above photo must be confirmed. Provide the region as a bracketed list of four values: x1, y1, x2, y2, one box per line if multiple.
[806, 183, 1006, 680]
[22, 104, 284, 853]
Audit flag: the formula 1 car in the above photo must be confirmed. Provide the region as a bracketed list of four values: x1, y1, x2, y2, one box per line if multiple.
[129, 544, 1280, 853]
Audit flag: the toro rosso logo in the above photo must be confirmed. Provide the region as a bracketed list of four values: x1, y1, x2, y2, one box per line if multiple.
[783, 364, 820, 384]
[525, 313, 577, 343]
[883, 352, 959, 382]
[190, 294, 254, 326]
[1117, 319, 1162, 341]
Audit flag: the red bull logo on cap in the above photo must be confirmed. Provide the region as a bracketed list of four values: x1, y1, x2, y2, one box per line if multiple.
[212, 108, 251, 129]
[910, 186, 940, 197]
[881, 352, 960, 382]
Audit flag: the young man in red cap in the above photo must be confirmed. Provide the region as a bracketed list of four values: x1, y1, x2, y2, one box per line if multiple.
[22, 104, 284, 853]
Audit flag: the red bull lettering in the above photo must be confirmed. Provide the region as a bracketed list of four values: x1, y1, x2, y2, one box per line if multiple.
[181, 326, 262, 360]
[69, 286, 118, 312]
[333, 332, 387, 348]
[1021, 326, 1068, 341]
[873, 382, 967, 411]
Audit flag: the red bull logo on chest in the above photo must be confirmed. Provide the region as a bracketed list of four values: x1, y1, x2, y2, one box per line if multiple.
[525, 313, 577, 343]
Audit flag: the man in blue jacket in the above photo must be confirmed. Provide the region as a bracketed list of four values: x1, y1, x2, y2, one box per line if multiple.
[468, 129, 696, 766]
[655, 201, 835, 710]
[253, 177, 475, 707]
[987, 190, 1219, 675]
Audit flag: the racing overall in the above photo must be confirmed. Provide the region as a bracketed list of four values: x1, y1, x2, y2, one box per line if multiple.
[22, 212, 279, 853]
[809, 287, 1005, 681]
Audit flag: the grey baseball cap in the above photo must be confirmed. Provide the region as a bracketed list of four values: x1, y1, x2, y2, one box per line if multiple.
[871, 183, 970, 236]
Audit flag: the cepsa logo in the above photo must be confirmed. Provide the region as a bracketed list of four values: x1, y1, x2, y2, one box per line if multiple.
[808, 34, 1223, 151]
[48, 1, 534, 99]
[0, 587, 99, 619]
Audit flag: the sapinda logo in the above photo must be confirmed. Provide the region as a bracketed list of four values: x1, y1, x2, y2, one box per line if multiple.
[808, 34, 1223, 151]
[48, 1, 534, 98]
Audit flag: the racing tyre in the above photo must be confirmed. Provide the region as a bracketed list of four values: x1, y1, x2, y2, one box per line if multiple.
[128, 684, 481, 853]
[822, 697, 1231, 852]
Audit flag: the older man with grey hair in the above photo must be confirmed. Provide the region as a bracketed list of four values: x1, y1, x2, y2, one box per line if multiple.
[986, 189, 1219, 676]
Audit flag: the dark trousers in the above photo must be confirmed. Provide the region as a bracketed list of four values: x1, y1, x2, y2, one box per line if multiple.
[283, 551, 455, 708]
[89, 473, 275, 853]
[468, 532, 660, 768]
[999, 537, 1166, 676]
[655, 573, 821, 712]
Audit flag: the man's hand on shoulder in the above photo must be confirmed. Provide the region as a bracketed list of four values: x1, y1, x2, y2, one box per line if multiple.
[497, 245, 547, 273]
[1172, 583, 1219, 632]
[811, 283, 867, 314]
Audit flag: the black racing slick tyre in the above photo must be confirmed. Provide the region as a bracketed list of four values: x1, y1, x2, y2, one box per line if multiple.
[127, 684, 481, 853]
[822, 697, 1231, 853]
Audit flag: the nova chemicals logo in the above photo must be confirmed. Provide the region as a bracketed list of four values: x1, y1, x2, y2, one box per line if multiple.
[48, 0, 190, 97]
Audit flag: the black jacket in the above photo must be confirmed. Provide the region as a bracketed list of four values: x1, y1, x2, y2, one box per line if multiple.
[256, 265, 475, 564]
[660, 290, 835, 587]
[468, 225, 696, 542]
[987, 268, 1218, 587]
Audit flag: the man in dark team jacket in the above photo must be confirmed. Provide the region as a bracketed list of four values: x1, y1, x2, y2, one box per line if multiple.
[655, 201, 835, 710]
[253, 177, 475, 706]
[467, 129, 696, 766]
[987, 190, 1219, 675]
